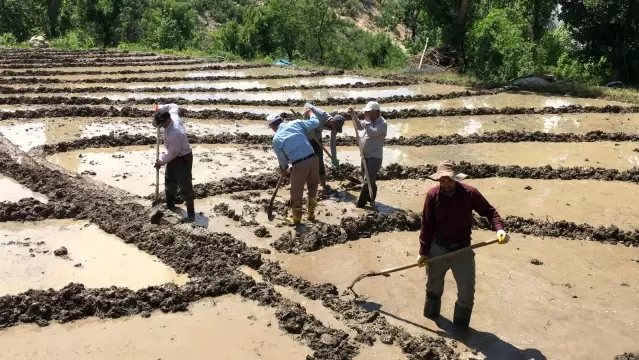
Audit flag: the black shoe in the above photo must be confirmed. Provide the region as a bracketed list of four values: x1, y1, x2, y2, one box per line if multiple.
[453, 303, 472, 329]
[166, 195, 176, 210]
[186, 200, 195, 221]
[423, 293, 441, 319]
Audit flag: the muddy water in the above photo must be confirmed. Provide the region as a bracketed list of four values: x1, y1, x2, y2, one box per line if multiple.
[0, 296, 312, 359]
[195, 190, 359, 249]
[382, 91, 631, 111]
[47, 145, 277, 196]
[32, 66, 309, 81]
[48, 83, 468, 102]
[0, 175, 48, 203]
[0, 219, 187, 296]
[276, 229, 639, 360]
[1, 62, 241, 73]
[354, 178, 639, 231]
[385, 113, 639, 137]
[45, 75, 379, 90]
[337, 142, 639, 170]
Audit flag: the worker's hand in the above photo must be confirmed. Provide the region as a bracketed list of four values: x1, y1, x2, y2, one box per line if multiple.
[331, 158, 340, 167]
[154, 160, 162, 169]
[497, 229, 510, 244]
[416, 254, 428, 267]
[154, 104, 159, 111]
[280, 168, 290, 177]
[347, 107, 357, 116]
[303, 108, 312, 119]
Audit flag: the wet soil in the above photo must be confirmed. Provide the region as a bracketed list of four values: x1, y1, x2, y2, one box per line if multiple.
[277, 229, 639, 360]
[3, 104, 639, 123]
[0, 70, 344, 85]
[0, 296, 314, 359]
[0, 63, 267, 77]
[0, 79, 415, 97]
[616, 353, 639, 360]
[0, 59, 208, 69]
[0, 89, 499, 107]
[0, 175, 49, 203]
[272, 224, 347, 254]
[0, 198, 79, 222]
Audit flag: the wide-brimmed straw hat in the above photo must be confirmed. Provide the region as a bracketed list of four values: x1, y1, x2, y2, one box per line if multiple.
[428, 160, 468, 181]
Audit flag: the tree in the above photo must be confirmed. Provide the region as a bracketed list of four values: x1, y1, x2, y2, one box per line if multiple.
[267, 0, 303, 61]
[558, 0, 639, 83]
[423, 0, 477, 51]
[300, 0, 337, 62]
[75, 0, 124, 46]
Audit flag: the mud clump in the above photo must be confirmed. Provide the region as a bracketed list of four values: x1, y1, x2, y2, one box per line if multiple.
[340, 211, 421, 240]
[258, 261, 338, 300]
[53, 246, 68, 256]
[615, 353, 639, 360]
[254, 226, 271, 238]
[0, 198, 80, 222]
[272, 224, 346, 254]
[275, 300, 357, 359]
[530, 259, 544, 265]
[213, 203, 241, 221]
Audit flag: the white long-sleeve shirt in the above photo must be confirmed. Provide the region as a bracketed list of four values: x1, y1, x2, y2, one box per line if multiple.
[157, 104, 192, 165]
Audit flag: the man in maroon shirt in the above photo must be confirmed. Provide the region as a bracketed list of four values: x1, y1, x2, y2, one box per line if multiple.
[416, 160, 510, 329]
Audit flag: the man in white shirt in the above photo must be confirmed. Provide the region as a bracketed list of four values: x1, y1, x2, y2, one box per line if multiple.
[153, 104, 195, 221]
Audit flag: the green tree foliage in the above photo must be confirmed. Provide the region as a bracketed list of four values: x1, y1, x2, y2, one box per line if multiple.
[0, 0, 48, 41]
[558, 0, 639, 83]
[466, 8, 533, 81]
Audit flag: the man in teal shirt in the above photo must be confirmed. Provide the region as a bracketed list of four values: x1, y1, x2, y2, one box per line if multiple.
[268, 113, 320, 225]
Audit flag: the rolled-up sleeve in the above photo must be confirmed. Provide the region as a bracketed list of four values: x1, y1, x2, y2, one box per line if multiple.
[419, 192, 435, 256]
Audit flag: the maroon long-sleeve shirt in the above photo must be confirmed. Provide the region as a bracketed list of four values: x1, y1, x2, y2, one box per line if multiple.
[419, 182, 504, 256]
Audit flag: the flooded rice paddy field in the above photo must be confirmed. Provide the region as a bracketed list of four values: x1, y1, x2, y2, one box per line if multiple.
[1, 49, 638, 360]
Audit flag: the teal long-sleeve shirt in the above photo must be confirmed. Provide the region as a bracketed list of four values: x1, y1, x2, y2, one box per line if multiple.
[273, 117, 320, 170]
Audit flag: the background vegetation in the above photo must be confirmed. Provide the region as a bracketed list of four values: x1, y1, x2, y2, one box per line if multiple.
[0, 0, 637, 86]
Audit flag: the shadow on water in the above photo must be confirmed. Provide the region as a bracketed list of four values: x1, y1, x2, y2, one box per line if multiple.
[358, 300, 547, 360]
[173, 208, 210, 228]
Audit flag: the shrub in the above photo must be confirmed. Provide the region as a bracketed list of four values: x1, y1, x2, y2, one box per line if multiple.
[50, 30, 96, 49]
[0, 33, 17, 47]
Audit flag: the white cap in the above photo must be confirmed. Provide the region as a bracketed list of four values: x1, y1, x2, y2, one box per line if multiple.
[266, 113, 282, 125]
[362, 101, 380, 112]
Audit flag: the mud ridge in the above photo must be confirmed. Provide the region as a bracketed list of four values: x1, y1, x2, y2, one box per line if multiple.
[0, 79, 415, 95]
[615, 353, 639, 360]
[0, 59, 210, 69]
[0, 56, 192, 66]
[0, 63, 272, 77]
[0, 89, 499, 107]
[0, 198, 80, 222]
[0, 70, 344, 85]
[0, 49, 157, 56]
[35, 130, 639, 157]
[474, 214, 639, 247]
[0, 149, 264, 278]
[0, 52, 162, 60]
[258, 261, 461, 359]
[272, 224, 347, 254]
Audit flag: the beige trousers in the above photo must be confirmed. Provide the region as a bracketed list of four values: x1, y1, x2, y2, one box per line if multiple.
[290, 156, 319, 209]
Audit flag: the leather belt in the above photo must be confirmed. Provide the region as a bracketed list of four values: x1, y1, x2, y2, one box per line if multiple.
[291, 153, 315, 165]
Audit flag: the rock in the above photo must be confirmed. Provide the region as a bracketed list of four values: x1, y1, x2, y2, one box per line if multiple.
[54, 246, 68, 256]
[530, 258, 543, 265]
[320, 333, 338, 346]
[74, 263, 82, 268]
[524, 185, 532, 190]
[511, 75, 554, 87]
[28, 35, 49, 48]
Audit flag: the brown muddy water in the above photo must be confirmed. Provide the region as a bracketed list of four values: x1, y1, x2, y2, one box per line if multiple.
[0, 295, 312, 359]
[385, 113, 639, 137]
[41, 75, 380, 89]
[17, 83, 467, 102]
[0, 219, 187, 296]
[193, 190, 360, 250]
[353, 178, 639, 231]
[276, 229, 639, 360]
[46, 142, 639, 196]
[46, 144, 276, 196]
[25, 66, 310, 81]
[0, 175, 48, 203]
[380, 91, 631, 111]
[337, 142, 639, 170]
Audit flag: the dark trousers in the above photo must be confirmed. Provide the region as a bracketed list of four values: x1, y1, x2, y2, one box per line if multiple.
[310, 139, 325, 176]
[165, 152, 194, 206]
[426, 241, 476, 309]
[357, 157, 382, 207]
